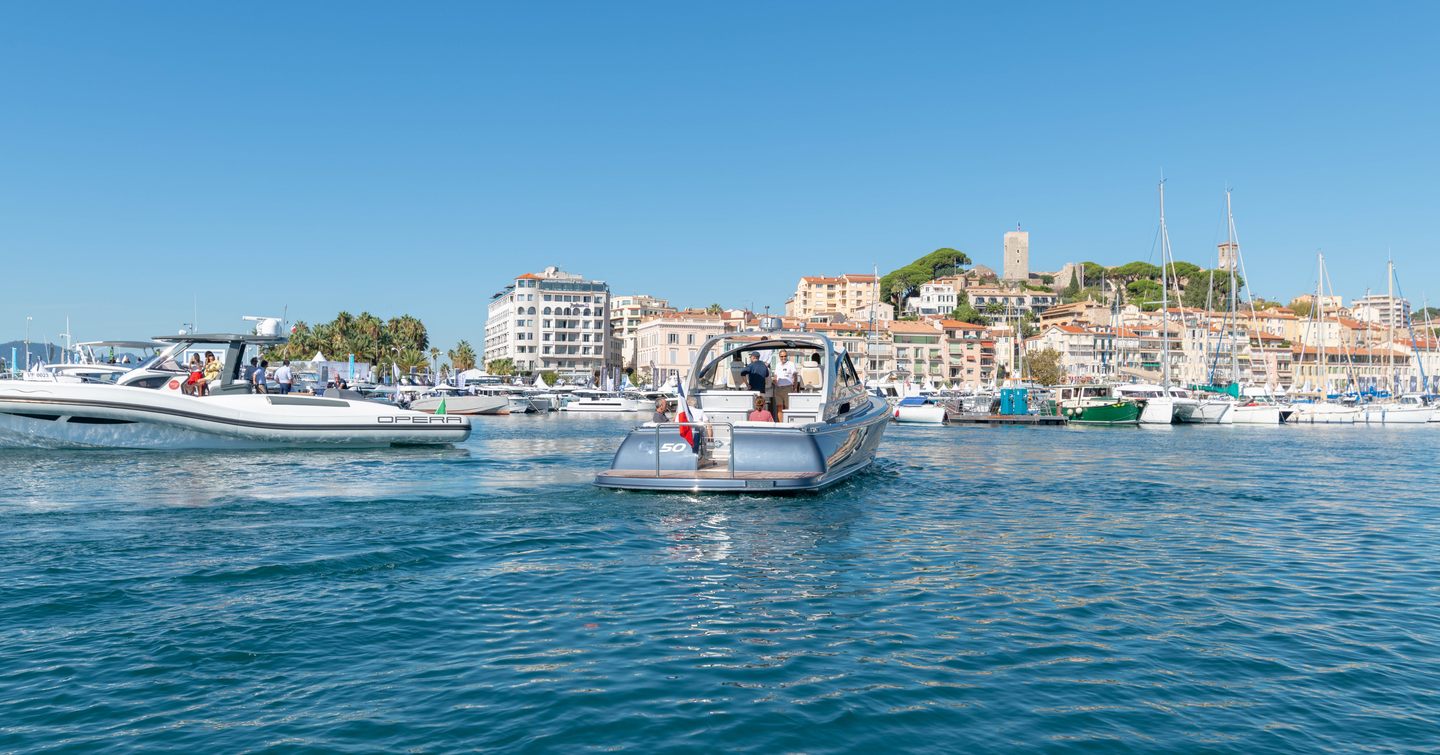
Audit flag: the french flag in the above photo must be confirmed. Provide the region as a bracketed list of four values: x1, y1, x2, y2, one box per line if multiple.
[674, 380, 703, 453]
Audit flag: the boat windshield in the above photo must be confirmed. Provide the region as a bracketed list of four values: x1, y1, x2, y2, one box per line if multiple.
[691, 335, 827, 390]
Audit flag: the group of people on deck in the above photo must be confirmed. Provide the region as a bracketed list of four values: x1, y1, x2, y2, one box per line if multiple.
[651, 348, 821, 425]
[182, 354, 294, 396]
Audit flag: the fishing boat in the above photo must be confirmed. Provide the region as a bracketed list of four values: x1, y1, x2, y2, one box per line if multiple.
[1051, 384, 1141, 425]
[0, 330, 470, 448]
[594, 328, 889, 493]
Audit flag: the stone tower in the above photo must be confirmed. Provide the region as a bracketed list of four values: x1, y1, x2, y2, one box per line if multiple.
[1003, 227, 1029, 281]
[1217, 242, 1238, 272]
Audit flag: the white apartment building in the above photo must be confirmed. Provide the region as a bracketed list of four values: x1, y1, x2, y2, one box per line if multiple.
[1351, 294, 1412, 329]
[785, 273, 893, 322]
[609, 294, 675, 370]
[906, 281, 959, 316]
[484, 266, 612, 379]
[966, 286, 1059, 323]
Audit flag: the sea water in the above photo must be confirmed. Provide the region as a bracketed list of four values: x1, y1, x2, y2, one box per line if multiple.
[3, 417, 1438, 752]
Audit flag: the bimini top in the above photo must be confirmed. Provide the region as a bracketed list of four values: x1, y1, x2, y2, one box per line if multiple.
[152, 333, 290, 345]
[897, 396, 929, 407]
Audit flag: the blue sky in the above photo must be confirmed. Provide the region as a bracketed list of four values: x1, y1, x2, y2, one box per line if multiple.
[2, 2, 1437, 350]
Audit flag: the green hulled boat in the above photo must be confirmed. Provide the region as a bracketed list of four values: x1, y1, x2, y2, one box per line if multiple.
[1052, 384, 1142, 426]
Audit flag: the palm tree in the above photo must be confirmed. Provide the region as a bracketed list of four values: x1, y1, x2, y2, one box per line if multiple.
[428, 347, 441, 375]
[448, 340, 477, 371]
[705, 303, 723, 315]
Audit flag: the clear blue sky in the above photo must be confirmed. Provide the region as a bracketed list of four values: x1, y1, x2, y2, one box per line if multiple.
[3, 2, 1438, 350]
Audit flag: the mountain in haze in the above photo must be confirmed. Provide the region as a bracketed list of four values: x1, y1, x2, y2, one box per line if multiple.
[0, 341, 63, 369]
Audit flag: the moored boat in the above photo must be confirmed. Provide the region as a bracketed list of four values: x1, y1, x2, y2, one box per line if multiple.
[1052, 384, 1141, 426]
[892, 395, 947, 424]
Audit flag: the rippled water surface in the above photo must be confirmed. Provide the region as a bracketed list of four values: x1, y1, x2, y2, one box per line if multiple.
[4, 416, 1440, 752]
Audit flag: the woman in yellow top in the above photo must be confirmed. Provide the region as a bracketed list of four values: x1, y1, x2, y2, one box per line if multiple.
[200, 351, 222, 396]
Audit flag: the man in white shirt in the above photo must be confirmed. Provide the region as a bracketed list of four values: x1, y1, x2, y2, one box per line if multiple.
[773, 349, 799, 423]
[274, 360, 294, 395]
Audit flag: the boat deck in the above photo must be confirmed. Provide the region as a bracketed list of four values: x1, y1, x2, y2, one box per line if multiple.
[596, 469, 816, 481]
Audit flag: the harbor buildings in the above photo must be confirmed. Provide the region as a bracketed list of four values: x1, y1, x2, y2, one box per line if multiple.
[484, 266, 613, 379]
[634, 310, 728, 386]
[1351, 294, 1412, 329]
[785, 273, 892, 323]
[609, 294, 675, 370]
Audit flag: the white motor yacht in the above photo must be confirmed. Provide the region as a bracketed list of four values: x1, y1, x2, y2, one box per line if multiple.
[594, 329, 889, 493]
[409, 385, 509, 415]
[561, 389, 647, 413]
[0, 332, 469, 449]
[892, 395, 947, 424]
[1230, 400, 1292, 424]
[1291, 400, 1360, 424]
[1113, 383, 1177, 425]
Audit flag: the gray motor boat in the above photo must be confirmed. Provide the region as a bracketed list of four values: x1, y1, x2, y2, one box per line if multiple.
[594, 327, 890, 493]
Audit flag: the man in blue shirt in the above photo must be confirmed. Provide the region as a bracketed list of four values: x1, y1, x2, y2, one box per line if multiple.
[740, 351, 770, 392]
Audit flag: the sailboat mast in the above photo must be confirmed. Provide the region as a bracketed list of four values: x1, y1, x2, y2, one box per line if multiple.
[1316, 253, 1326, 394]
[1387, 257, 1395, 395]
[1159, 180, 1171, 388]
[1226, 190, 1240, 384]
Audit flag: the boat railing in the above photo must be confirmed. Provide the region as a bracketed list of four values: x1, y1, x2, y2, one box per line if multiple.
[652, 421, 735, 479]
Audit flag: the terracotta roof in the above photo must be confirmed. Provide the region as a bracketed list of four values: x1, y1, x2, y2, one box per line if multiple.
[886, 320, 941, 334]
[516, 273, 543, 280]
[938, 319, 988, 330]
[842, 273, 877, 281]
[800, 276, 843, 284]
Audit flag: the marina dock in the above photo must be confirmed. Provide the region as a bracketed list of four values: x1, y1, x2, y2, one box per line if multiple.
[948, 413, 1067, 426]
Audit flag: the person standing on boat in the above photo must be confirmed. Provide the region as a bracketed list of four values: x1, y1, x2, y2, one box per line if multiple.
[252, 360, 270, 394]
[274, 360, 294, 395]
[773, 349, 798, 423]
[651, 397, 671, 423]
[243, 357, 259, 393]
[740, 352, 769, 392]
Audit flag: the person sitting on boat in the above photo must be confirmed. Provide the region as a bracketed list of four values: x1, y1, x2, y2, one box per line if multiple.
[747, 395, 775, 422]
[183, 354, 205, 396]
[200, 351, 221, 396]
[651, 397, 671, 423]
[686, 394, 711, 460]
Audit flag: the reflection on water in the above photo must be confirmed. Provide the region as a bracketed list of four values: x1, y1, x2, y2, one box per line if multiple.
[3, 417, 1439, 752]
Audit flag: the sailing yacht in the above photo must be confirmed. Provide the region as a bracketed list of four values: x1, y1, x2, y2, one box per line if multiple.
[1359, 259, 1434, 424]
[1291, 253, 1360, 424]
